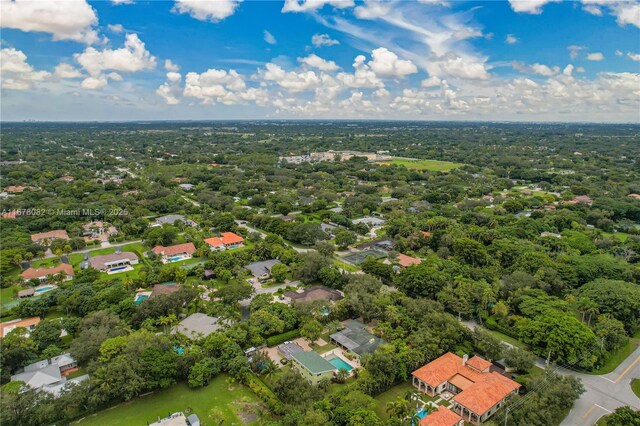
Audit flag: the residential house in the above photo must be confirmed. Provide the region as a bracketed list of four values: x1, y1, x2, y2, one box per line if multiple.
[277, 341, 305, 360]
[329, 319, 385, 359]
[178, 183, 194, 191]
[204, 232, 244, 251]
[151, 214, 198, 228]
[412, 352, 520, 424]
[10, 353, 88, 397]
[82, 220, 118, 242]
[244, 259, 281, 280]
[284, 286, 343, 304]
[152, 242, 197, 263]
[357, 238, 394, 251]
[31, 230, 70, 245]
[352, 216, 386, 227]
[171, 313, 227, 339]
[396, 253, 421, 268]
[151, 283, 181, 297]
[320, 222, 339, 237]
[88, 252, 139, 273]
[421, 231, 432, 237]
[419, 406, 464, 426]
[149, 412, 201, 426]
[0, 317, 41, 338]
[290, 351, 336, 385]
[21, 264, 74, 283]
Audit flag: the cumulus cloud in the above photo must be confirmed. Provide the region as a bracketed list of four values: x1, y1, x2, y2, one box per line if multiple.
[312, 33, 340, 47]
[298, 54, 339, 71]
[627, 52, 640, 61]
[368, 47, 417, 78]
[0, 47, 50, 90]
[0, 0, 100, 44]
[108, 24, 125, 33]
[508, 0, 559, 14]
[156, 72, 182, 105]
[336, 55, 383, 88]
[260, 63, 322, 92]
[513, 62, 560, 76]
[282, 0, 354, 13]
[434, 54, 490, 80]
[568, 45, 587, 60]
[505, 34, 519, 44]
[354, 1, 391, 19]
[111, 0, 134, 4]
[74, 33, 156, 89]
[173, 0, 242, 22]
[180, 67, 269, 105]
[264, 30, 277, 45]
[586, 52, 604, 61]
[164, 59, 180, 72]
[54, 63, 83, 79]
[581, 1, 640, 28]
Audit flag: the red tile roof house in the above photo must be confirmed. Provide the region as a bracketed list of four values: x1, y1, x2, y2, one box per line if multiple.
[88, 252, 139, 273]
[412, 352, 520, 425]
[152, 242, 197, 263]
[397, 253, 422, 268]
[419, 406, 464, 426]
[204, 232, 244, 251]
[20, 264, 74, 284]
[31, 230, 70, 245]
[0, 317, 41, 338]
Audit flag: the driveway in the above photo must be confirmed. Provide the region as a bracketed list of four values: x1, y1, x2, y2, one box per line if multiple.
[462, 320, 640, 425]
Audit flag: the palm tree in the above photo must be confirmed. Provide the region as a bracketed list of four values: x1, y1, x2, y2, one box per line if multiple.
[386, 397, 410, 422]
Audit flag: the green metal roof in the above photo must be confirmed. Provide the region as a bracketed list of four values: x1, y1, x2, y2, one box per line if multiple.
[291, 351, 336, 374]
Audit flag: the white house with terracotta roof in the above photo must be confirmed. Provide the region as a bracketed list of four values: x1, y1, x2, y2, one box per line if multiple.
[412, 352, 520, 425]
[204, 232, 244, 251]
[0, 317, 41, 338]
[31, 230, 70, 245]
[20, 264, 74, 283]
[152, 242, 197, 263]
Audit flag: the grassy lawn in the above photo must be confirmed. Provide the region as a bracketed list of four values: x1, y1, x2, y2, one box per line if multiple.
[77, 375, 262, 426]
[332, 258, 360, 272]
[485, 328, 529, 350]
[373, 381, 432, 421]
[377, 158, 463, 172]
[589, 336, 640, 375]
[1, 285, 18, 302]
[631, 378, 640, 398]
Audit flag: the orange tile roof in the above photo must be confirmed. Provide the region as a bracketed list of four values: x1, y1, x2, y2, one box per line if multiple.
[449, 374, 474, 390]
[31, 230, 70, 242]
[5, 185, 26, 193]
[466, 355, 492, 372]
[0, 317, 41, 338]
[398, 253, 421, 268]
[420, 406, 463, 426]
[421, 231, 432, 237]
[205, 232, 244, 247]
[21, 264, 74, 280]
[152, 242, 196, 257]
[2, 210, 18, 219]
[412, 352, 520, 417]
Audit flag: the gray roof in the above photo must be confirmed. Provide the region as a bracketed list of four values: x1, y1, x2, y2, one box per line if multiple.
[172, 313, 226, 339]
[244, 259, 281, 277]
[89, 252, 138, 270]
[352, 217, 385, 226]
[330, 319, 385, 357]
[291, 351, 336, 374]
[187, 414, 201, 426]
[284, 286, 343, 303]
[12, 365, 61, 388]
[154, 215, 198, 227]
[277, 341, 305, 360]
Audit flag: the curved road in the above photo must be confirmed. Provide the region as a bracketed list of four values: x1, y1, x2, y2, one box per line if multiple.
[463, 320, 639, 425]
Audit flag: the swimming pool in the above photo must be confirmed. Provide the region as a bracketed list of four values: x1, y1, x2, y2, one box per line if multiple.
[135, 295, 149, 304]
[168, 256, 184, 262]
[34, 285, 55, 294]
[416, 409, 428, 420]
[110, 266, 127, 272]
[327, 356, 353, 372]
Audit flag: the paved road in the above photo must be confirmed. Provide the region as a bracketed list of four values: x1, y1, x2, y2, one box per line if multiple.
[463, 320, 640, 425]
[235, 220, 267, 238]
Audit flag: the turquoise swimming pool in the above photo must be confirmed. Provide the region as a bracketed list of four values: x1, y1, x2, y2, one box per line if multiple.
[34, 285, 55, 294]
[328, 356, 353, 372]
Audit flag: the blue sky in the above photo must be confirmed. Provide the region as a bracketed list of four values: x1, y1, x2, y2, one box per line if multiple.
[1, 0, 639, 121]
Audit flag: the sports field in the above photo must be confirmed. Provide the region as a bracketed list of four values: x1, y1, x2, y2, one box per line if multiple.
[377, 158, 463, 171]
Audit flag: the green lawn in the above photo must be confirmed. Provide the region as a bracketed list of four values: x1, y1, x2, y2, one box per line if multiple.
[332, 258, 360, 272]
[631, 378, 640, 398]
[377, 158, 463, 171]
[373, 381, 432, 421]
[485, 328, 529, 350]
[589, 336, 640, 375]
[77, 375, 262, 426]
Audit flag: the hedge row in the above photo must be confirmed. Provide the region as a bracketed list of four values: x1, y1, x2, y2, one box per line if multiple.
[266, 329, 300, 347]
[245, 374, 285, 415]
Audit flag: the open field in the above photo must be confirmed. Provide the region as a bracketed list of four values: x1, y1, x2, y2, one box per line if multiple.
[376, 158, 463, 171]
[76, 375, 261, 426]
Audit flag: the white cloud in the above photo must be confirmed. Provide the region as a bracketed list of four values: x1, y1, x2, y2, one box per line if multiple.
[563, 64, 574, 76]
[421, 76, 442, 88]
[513, 62, 560, 76]
[581, 1, 640, 28]
[282, 0, 354, 13]
[0, 47, 50, 90]
[368, 47, 417, 78]
[508, 0, 558, 14]
[298, 54, 339, 71]
[260, 63, 321, 92]
[627, 52, 640, 61]
[586, 52, 604, 61]
[435, 54, 489, 80]
[505, 34, 519, 44]
[156, 72, 182, 105]
[173, 0, 242, 22]
[108, 24, 124, 33]
[354, 1, 391, 19]
[111, 0, 134, 4]
[311, 33, 340, 47]
[0, 0, 99, 44]
[54, 63, 83, 79]
[264, 30, 277, 45]
[164, 59, 180, 72]
[568, 45, 587, 60]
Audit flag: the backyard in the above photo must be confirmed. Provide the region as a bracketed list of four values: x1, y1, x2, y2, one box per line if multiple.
[373, 380, 435, 421]
[76, 375, 263, 426]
